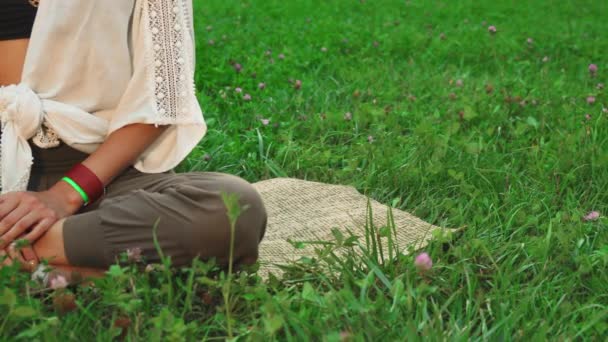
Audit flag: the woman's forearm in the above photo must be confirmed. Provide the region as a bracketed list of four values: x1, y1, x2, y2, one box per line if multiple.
[82, 123, 168, 185]
[50, 123, 168, 211]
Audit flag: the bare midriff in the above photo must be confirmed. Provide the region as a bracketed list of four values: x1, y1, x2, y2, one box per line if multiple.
[0, 38, 29, 86]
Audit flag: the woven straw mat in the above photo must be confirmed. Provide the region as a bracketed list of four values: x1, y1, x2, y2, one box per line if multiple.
[251, 178, 446, 276]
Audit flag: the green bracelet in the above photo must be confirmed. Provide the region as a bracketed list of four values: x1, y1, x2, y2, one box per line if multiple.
[61, 176, 90, 205]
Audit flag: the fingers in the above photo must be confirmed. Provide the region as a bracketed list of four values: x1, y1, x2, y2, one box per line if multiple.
[7, 243, 38, 272]
[0, 249, 11, 267]
[6, 243, 26, 266]
[20, 245, 39, 263]
[0, 196, 20, 235]
[0, 192, 60, 252]
[21, 218, 55, 246]
[0, 206, 35, 249]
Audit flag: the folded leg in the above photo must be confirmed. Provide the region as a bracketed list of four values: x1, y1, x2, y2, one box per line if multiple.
[32, 171, 267, 270]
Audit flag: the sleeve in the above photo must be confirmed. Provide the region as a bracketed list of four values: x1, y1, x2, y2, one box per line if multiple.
[109, 0, 206, 173]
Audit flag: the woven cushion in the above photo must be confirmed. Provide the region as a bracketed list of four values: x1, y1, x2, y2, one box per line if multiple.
[252, 178, 447, 275]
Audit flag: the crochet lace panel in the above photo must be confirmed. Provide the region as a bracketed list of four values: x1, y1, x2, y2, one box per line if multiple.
[143, 0, 198, 125]
[32, 123, 61, 149]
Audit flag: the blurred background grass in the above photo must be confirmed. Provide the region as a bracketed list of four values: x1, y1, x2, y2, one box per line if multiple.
[1, 0, 606, 340]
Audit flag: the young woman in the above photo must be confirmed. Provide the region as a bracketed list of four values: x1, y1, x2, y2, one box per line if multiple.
[0, 0, 267, 281]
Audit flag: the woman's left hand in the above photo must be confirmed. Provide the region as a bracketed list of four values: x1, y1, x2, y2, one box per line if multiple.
[1, 243, 39, 271]
[0, 182, 83, 249]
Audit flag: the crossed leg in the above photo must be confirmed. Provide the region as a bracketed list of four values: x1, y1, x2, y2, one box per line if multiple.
[2, 172, 268, 286]
[1, 219, 105, 281]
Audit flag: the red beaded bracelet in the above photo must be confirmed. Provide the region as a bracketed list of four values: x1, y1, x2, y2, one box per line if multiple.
[64, 164, 105, 206]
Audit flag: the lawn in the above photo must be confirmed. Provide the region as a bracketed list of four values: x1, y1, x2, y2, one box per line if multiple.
[2, 0, 608, 340]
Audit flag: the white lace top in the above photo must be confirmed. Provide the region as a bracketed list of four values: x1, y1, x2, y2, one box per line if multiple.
[0, 0, 206, 193]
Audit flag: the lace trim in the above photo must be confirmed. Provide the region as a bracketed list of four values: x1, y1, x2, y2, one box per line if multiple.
[143, 0, 198, 124]
[9, 167, 31, 193]
[32, 123, 61, 148]
[0, 122, 32, 193]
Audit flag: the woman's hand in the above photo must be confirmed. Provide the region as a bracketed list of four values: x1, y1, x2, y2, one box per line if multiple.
[1, 243, 39, 271]
[0, 181, 83, 249]
[0, 123, 167, 251]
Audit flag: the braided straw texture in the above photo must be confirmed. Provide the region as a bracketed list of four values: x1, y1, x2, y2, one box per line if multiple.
[252, 178, 447, 276]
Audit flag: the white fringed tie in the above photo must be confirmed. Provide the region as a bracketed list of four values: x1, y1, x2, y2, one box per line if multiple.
[0, 84, 109, 194]
[0, 84, 44, 193]
[2, 1, 207, 188]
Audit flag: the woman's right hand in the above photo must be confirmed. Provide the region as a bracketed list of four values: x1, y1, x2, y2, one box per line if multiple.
[0, 181, 82, 250]
[0, 191, 62, 250]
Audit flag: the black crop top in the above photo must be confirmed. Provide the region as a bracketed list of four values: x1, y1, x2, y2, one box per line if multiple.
[0, 0, 38, 41]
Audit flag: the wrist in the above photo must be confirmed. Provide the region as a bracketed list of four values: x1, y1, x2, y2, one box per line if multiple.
[65, 164, 106, 205]
[48, 180, 85, 213]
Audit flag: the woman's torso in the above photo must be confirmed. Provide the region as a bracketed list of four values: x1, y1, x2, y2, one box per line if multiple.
[0, 0, 38, 85]
[0, 38, 28, 86]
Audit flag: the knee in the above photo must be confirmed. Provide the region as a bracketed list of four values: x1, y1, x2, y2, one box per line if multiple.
[179, 172, 267, 232]
[215, 174, 266, 225]
[216, 175, 267, 264]
[183, 173, 267, 264]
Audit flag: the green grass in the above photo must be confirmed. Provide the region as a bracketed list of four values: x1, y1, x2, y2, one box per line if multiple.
[2, 0, 608, 340]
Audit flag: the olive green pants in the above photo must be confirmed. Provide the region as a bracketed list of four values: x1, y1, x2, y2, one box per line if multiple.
[28, 142, 267, 269]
